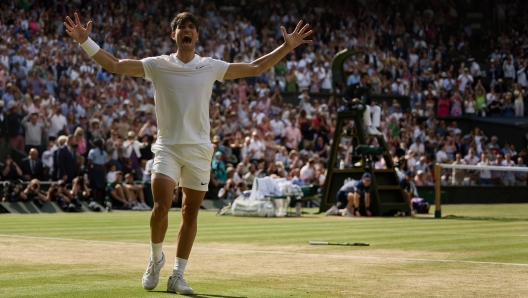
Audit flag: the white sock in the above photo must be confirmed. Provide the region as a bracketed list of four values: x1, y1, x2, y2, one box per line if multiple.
[173, 257, 188, 276]
[150, 240, 163, 261]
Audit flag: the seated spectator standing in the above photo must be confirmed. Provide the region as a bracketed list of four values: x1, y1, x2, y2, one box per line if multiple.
[22, 112, 48, 154]
[57, 135, 78, 184]
[514, 157, 527, 186]
[477, 153, 492, 185]
[87, 139, 108, 203]
[325, 173, 372, 218]
[20, 148, 45, 181]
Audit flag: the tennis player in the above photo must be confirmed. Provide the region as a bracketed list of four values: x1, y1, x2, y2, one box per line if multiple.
[64, 12, 312, 294]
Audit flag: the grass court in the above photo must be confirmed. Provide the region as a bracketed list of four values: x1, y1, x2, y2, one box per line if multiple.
[0, 210, 527, 297]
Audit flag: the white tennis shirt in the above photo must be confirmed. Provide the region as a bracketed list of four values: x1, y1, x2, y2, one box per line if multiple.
[141, 54, 229, 144]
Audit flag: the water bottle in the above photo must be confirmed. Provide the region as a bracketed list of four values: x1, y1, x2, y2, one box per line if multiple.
[295, 202, 302, 217]
[339, 159, 345, 170]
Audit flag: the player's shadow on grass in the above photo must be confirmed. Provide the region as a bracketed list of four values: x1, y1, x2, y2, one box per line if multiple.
[152, 291, 246, 298]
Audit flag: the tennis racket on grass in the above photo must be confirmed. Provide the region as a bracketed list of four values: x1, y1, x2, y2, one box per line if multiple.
[309, 241, 370, 246]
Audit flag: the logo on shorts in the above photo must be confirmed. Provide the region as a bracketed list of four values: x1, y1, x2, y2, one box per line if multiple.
[200, 182, 208, 185]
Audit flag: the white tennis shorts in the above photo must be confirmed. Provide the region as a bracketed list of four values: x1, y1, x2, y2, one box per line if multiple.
[151, 143, 214, 191]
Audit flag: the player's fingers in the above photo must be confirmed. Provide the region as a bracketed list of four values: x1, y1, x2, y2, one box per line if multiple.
[66, 16, 76, 28]
[294, 20, 302, 33]
[281, 26, 287, 37]
[303, 30, 313, 37]
[299, 23, 310, 34]
[86, 20, 93, 32]
[74, 12, 81, 27]
[63, 22, 74, 31]
[302, 40, 313, 44]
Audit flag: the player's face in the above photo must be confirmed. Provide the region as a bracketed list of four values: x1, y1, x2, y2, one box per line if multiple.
[173, 21, 199, 52]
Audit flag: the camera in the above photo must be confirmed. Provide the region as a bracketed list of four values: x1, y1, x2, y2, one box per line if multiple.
[33, 184, 38, 189]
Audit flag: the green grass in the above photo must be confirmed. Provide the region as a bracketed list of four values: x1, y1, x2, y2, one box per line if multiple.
[440, 203, 528, 220]
[0, 211, 528, 297]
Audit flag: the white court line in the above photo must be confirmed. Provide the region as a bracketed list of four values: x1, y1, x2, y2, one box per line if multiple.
[0, 234, 527, 267]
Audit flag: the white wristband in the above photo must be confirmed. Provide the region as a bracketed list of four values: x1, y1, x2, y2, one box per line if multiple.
[80, 37, 100, 57]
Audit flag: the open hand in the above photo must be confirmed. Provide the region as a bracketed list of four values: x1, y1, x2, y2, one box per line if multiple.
[281, 21, 313, 49]
[64, 13, 92, 44]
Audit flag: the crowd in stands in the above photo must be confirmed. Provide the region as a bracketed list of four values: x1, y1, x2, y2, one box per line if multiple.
[1, 0, 528, 210]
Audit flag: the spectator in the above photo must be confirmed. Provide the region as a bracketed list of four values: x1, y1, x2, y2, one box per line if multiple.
[6, 103, 24, 151]
[124, 173, 150, 210]
[502, 153, 516, 186]
[300, 158, 315, 184]
[22, 112, 48, 154]
[106, 171, 134, 209]
[477, 153, 492, 186]
[48, 102, 69, 140]
[451, 153, 467, 186]
[290, 169, 305, 186]
[57, 135, 78, 184]
[436, 143, 452, 164]
[87, 138, 108, 203]
[122, 131, 145, 170]
[19, 148, 45, 181]
[514, 157, 527, 186]
[491, 153, 506, 186]
[217, 178, 237, 200]
[1, 155, 23, 181]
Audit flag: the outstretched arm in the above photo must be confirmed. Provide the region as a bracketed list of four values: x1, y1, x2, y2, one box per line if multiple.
[224, 21, 312, 80]
[64, 13, 144, 77]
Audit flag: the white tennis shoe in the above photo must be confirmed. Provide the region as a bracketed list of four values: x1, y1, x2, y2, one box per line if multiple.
[325, 205, 339, 216]
[142, 252, 165, 290]
[167, 274, 194, 295]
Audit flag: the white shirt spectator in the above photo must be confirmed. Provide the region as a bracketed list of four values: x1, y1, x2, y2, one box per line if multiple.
[300, 164, 314, 182]
[270, 118, 285, 138]
[477, 161, 491, 179]
[48, 114, 67, 138]
[470, 62, 481, 77]
[457, 73, 473, 92]
[503, 61, 516, 79]
[248, 139, 265, 160]
[436, 150, 448, 163]
[409, 142, 425, 156]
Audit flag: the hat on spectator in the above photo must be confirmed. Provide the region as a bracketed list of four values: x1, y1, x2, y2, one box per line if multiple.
[468, 58, 474, 62]
[8, 102, 17, 110]
[79, 114, 86, 119]
[498, 78, 503, 82]
[441, 72, 447, 78]
[417, 170, 424, 176]
[34, 95, 41, 100]
[100, 94, 107, 99]
[464, 67, 469, 71]
[123, 99, 130, 105]
[481, 104, 487, 108]
[127, 131, 136, 138]
[415, 137, 421, 142]
[90, 118, 100, 125]
[463, 135, 471, 140]
[6, 82, 12, 87]
[362, 172, 372, 180]
[490, 59, 495, 62]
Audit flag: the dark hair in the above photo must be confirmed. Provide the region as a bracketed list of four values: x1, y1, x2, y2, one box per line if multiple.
[170, 12, 200, 32]
[360, 72, 370, 79]
[94, 138, 104, 155]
